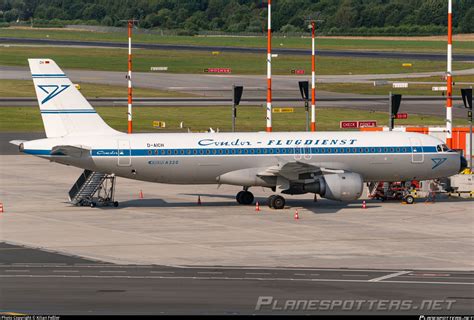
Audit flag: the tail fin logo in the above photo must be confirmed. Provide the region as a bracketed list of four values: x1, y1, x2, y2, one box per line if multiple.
[38, 85, 70, 104]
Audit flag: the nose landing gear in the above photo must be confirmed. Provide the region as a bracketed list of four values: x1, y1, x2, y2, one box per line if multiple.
[236, 190, 254, 205]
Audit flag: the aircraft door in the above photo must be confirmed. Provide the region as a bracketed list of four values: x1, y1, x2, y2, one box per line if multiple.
[409, 138, 424, 163]
[294, 147, 302, 160]
[117, 140, 131, 166]
[303, 146, 312, 160]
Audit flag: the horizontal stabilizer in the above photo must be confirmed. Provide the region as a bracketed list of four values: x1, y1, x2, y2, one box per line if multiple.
[51, 145, 91, 158]
[9, 140, 26, 146]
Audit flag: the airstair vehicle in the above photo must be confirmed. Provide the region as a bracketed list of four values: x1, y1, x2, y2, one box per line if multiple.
[68, 170, 118, 207]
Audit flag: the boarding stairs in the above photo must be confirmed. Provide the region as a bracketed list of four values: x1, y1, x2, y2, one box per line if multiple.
[367, 182, 383, 198]
[68, 170, 117, 207]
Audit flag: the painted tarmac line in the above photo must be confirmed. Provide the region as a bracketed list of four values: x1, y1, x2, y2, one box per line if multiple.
[197, 271, 223, 274]
[368, 270, 412, 282]
[245, 272, 271, 275]
[0, 274, 472, 285]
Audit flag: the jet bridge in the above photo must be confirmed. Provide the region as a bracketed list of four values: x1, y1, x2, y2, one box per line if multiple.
[68, 170, 118, 207]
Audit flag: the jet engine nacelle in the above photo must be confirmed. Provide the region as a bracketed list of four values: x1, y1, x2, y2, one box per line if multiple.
[319, 172, 363, 201]
[297, 172, 363, 201]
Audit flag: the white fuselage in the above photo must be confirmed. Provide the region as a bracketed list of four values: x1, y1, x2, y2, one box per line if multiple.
[22, 131, 461, 186]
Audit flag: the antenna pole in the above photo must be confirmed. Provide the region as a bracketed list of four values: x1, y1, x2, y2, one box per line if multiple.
[266, 0, 272, 132]
[446, 0, 453, 147]
[310, 21, 316, 132]
[127, 20, 133, 134]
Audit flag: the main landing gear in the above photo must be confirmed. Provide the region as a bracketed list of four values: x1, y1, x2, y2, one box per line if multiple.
[267, 195, 285, 210]
[235, 188, 286, 210]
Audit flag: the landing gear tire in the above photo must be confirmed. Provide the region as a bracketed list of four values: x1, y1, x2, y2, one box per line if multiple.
[236, 191, 245, 204]
[267, 195, 277, 208]
[90, 202, 96, 208]
[404, 195, 415, 204]
[113, 201, 119, 207]
[236, 190, 254, 205]
[268, 195, 285, 210]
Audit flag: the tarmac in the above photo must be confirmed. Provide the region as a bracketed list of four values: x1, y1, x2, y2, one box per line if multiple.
[0, 151, 473, 314]
[1, 154, 473, 270]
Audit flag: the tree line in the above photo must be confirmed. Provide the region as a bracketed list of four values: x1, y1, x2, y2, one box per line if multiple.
[0, 0, 473, 34]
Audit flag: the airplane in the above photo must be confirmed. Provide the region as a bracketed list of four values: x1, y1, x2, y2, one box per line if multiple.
[11, 59, 467, 209]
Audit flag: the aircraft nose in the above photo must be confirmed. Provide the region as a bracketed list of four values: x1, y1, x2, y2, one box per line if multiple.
[459, 155, 468, 173]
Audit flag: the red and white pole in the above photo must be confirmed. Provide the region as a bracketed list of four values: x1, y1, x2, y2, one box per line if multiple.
[127, 20, 133, 134]
[446, 0, 453, 148]
[310, 21, 316, 132]
[266, 0, 272, 132]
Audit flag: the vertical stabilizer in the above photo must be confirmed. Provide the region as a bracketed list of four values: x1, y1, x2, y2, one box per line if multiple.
[28, 59, 118, 138]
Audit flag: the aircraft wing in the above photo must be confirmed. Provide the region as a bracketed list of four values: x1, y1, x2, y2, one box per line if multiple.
[51, 145, 91, 158]
[258, 161, 345, 182]
[259, 161, 321, 181]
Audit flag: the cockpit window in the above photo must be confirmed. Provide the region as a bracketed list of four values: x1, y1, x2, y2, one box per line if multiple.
[437, 144, 450, 152]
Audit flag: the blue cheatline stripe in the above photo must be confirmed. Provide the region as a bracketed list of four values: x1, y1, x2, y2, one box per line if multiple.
[41, 109, 96, 114]
[23, 149, 51, 155]
[89, 146, 437, 157]
[24, 146, 438, 157]
[32, 74, 66, 77]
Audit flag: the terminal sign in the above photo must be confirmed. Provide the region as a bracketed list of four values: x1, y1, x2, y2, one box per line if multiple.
[291, 69, 305, 75]
[273, 108, 294, 113]
[204, 68, 231, 73]
[340, 121, 377, 129]
[395, 113, 408, 119]
[358, 121, 377, 128]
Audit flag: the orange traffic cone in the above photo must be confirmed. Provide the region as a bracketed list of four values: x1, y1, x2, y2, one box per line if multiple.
[197, 196, 202, 205]
[139, 190, 144, 199]
[362, 200, 367, 209]
[294, 209, 299, 220]
[0, 202, 3, 213]
[255, 202, 260, 212]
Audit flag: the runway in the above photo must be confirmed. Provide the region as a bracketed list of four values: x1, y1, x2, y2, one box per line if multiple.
[1, 37, 474, 61]
[0, 243, 472, 314]
[1, 65, 472, 118]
